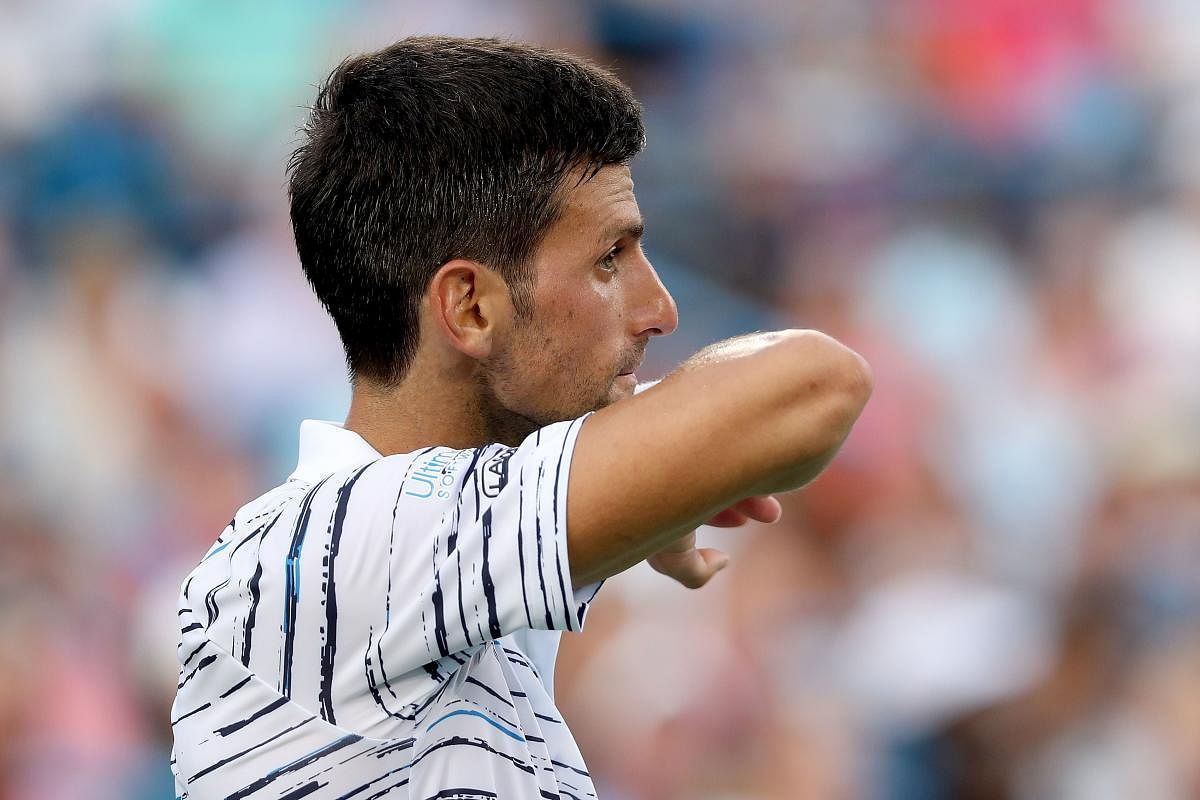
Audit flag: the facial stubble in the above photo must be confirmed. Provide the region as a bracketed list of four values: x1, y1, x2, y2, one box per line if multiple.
[476, 318, 626, 446]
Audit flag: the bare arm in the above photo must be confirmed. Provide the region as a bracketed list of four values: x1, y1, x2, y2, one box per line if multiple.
[567, 329, 872, 587]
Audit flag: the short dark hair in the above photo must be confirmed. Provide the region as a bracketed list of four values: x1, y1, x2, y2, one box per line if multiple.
[288, 36, 645, 385]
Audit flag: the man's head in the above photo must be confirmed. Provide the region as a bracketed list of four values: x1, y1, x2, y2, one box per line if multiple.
[289, 37, 677, 441]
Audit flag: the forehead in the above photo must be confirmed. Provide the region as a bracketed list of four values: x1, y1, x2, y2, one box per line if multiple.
[563, 164, 635, 216]
[544, 164, 640, 249]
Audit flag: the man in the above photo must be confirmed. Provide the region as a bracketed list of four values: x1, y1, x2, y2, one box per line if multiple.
[171, 37, 871, 799]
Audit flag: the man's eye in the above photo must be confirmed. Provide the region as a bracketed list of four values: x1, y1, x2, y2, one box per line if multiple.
[598, 246, 621, 273]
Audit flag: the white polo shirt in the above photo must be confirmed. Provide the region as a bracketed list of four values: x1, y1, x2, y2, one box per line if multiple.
[171, 416, 602, 800]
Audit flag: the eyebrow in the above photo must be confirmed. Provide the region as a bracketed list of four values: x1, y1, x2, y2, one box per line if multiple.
[599, 219, 645, 246]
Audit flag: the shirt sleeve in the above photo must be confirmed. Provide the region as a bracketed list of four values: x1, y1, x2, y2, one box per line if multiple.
[387, 415, 601, 665]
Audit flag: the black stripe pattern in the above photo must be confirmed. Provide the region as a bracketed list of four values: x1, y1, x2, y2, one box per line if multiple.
[171, 417, 601, 799]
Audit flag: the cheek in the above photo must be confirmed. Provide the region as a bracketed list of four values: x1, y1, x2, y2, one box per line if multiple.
[541, 296, 620, 358]
[514, 320, 621, 411]
[521, 289, 627, 383]
[573, 318, 623, 378]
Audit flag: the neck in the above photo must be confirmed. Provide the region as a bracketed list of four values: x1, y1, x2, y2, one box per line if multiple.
[343, 355, 534, 456]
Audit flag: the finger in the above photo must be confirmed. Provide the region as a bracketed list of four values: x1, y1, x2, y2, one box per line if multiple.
[705, 508, 751, 528]
[696, 547, 730, 573]
[650, 548, 730, 589]
[705, 496, 783, 527]
[735, 495, 782, 523]
[682, 548, 730, 588]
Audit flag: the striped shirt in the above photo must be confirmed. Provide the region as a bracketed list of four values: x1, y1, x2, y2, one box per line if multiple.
[171, 417, 602, 799]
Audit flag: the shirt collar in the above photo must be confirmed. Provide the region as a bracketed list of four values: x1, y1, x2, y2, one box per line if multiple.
[289, 420, 383, 483]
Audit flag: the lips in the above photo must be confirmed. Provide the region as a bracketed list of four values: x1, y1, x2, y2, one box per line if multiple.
[617, 345, 646, 378]
[618, 356, 644, 376]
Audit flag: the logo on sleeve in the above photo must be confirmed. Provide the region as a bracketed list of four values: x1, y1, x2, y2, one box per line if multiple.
[404, 449, 473, 499]
[480, 448, 516, 497]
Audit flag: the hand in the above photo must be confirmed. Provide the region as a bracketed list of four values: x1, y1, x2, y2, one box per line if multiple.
[646, 495, 782, 589]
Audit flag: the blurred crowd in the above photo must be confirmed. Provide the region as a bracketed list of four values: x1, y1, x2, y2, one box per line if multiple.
[2, 1, 1199, 798]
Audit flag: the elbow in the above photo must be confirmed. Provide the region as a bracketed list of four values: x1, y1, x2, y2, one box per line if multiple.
[817, 339, 873, 448]
[839, 345, 874, 418]
[777, 329, 874, 452]
[782, 328, 873, 395]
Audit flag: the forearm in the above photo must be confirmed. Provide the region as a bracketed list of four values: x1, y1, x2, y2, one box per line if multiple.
[567, 328, 870, 586]
[638, 333, 865, 587]
[645, 330, 870, 493]
[634, 332, 792, 396]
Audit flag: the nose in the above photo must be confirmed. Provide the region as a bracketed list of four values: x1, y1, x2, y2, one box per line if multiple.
[632, 256, 679, 338]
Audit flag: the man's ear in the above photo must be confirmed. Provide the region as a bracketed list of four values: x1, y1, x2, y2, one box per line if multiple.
[426, 259, 513, 360]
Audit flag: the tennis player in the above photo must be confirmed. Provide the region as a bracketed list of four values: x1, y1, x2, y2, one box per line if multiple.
[170, 36, 871, 800]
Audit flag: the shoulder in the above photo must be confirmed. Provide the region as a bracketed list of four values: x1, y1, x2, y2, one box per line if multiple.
[265, 419, 588, 518]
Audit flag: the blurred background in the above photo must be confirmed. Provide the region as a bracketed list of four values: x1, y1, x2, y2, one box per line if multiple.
[2, 0, 1199, 798]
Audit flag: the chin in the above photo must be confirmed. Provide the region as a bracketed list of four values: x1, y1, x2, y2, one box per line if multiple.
[603, 380, 636, 407]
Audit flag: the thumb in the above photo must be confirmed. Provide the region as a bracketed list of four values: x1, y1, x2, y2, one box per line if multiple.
[697, 547, 731, 574]
[648, 547, 730, 589]
[678, 548, 730, 589]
